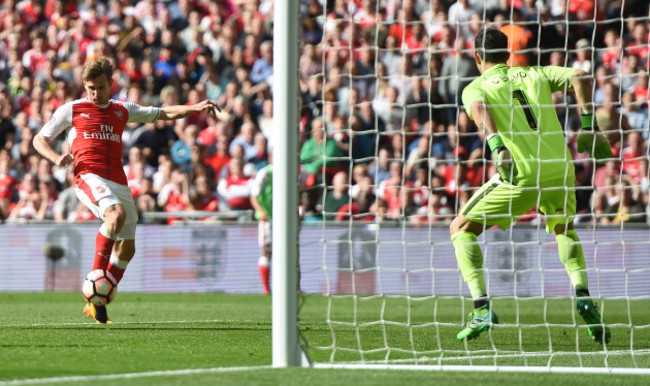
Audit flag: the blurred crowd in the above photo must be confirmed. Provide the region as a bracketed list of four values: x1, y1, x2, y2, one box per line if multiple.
[0, 0, 649, 226]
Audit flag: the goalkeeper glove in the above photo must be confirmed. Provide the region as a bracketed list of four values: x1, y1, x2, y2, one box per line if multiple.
[576, 113, 612, 160]
[487, 134, 517, 184]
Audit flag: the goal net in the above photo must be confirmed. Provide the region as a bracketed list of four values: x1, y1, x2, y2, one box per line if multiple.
[294, 0, 650, 373]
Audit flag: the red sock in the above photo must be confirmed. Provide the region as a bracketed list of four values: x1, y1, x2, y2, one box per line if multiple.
[93, 229, 115, 270]
[258, 256, 270, 294]
[107, 264, 125, 284]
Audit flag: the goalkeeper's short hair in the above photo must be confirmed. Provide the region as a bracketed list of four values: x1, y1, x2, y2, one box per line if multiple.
[475, 28, 510, 64]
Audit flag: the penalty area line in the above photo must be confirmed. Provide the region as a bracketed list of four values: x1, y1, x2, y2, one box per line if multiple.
[0, 366, 272, 385]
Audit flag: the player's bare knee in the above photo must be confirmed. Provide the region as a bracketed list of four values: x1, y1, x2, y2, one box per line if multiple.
[451, 216, 483, 237]
[104, 205, 127, 229]
[450, 216, 465, 236]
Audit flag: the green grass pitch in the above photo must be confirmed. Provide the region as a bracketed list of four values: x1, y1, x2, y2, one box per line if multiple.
[0, 293, 648, 385]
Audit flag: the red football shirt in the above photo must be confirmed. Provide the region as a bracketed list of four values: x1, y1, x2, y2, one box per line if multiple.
[39, 99, 160, 186]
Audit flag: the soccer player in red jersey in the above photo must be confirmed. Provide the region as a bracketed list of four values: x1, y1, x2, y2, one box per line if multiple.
[33, 58, 220, 323]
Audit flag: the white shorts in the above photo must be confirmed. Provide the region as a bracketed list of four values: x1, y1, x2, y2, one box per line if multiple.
[258, 219, 272, 254]
[74, 173, 138, 240]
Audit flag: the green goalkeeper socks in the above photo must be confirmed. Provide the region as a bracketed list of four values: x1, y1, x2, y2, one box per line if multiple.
[451, 231, 486, 301]
[556, 229, 589, 290]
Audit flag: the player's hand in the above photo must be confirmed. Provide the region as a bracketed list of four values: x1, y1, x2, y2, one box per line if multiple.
[577, 128, 612, 160]
[487, 134, 517, 184]
[55, 154, 74, 168]
[577, 113, 612, 161]
[259, 212, 269, 221]
[195, 100, 222, 116]
[494, 146, 517, 184]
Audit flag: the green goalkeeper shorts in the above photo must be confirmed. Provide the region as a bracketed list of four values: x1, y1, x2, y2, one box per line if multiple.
[461, 175, 576, 233]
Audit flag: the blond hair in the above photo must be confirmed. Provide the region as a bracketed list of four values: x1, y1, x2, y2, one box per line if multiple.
[82, 57, 113, 82]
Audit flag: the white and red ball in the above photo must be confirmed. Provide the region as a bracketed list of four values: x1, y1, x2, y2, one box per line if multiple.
[82, 269, 117, 306]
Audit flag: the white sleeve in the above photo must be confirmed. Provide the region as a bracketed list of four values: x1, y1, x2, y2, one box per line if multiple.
[250, 168, 269, 197]
[123, 101, 161, 123]
[39, 103, 73, 139]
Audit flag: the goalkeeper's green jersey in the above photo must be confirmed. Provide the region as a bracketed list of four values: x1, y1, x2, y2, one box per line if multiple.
[462, 64, 577, 187]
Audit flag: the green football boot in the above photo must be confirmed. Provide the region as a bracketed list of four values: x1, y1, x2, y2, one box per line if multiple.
[577, 298, 610, 344]
[457, 308, 499, 341]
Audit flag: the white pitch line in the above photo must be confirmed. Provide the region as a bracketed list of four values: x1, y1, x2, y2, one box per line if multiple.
[358, 349, 650, 365]
[0, 366, 272, 386]
[0, 319, 263, 328]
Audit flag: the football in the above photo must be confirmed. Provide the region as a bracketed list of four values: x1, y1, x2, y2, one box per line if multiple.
[82, 269, 117, 306]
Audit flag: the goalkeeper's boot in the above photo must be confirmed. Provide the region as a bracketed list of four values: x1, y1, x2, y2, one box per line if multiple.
[83, 302, 113, 324]
[576, 298, 610, 344]
[457, 307, 499, 341]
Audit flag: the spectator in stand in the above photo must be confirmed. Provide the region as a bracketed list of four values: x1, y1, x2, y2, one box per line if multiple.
[411, 166, 431, 209]
[368, 147, 392, 186]
[0, 158, 17, 219]
[621, 131, 646, 181]
[572, 38, 593, 73]
[53, 169, 79, 222]
[601, 29, 622, 72]
[300, 117, 340, 184]
[205, 134, 232, 180]
[229, 121, 258, 163]
[596, 83, 632, 153]
[124, 146, 155, 182]
[447, 0, 479, 42]
[376, 161, 404, 220]
[621, 92, 649, 133]
[626, 22, 649, 67]
[497, 9, 533, 67]
[217, 156, 253, 211]
[250, 40, 273, 86]
[189, 174, 219, 218]
[437, 35, 480, 124]
[9, 176, 57, 221]
[619, 54, 641, 93]
[157, 169, 190, 225]
[322, 170, 350, 220]
[134, 119, 179, 167]
[601, 175, 646, 224]
[249, 132, 269, 171]
[299, 43, 323, 84]
[126, 161, 146, 199]
[188, 144, 215, 184]
[405, 135, 433, 179]
[135, 177, 159, 220]
[170, 124, 200, 173]
[633, 70, 649, 103]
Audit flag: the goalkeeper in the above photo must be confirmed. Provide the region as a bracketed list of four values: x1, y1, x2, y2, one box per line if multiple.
[451, 28, 612, 344]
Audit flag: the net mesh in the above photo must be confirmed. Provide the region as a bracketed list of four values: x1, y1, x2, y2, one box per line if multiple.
[298, 0, 650, 370]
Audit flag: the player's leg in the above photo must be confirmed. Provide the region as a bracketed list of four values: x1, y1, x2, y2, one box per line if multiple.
[74, 178, 124, 271]
[257, 220, 271, 294]
[451, 215, 499, 340]
[452, 177, 536, 340]
[543, 187, 610, 344]
[95, 204, 126, 269]
[107, 186, 139, 284]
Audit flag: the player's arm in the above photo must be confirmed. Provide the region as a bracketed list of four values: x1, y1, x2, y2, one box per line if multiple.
[33, 135, 74, 167]
[571, 69, 612, 160]
[470, 100, 517, 184]
[158, 100, 221, 121]
[250, 194, 268, 220]
[33, 105, 74, 167]
[250, 170, 269, 220]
